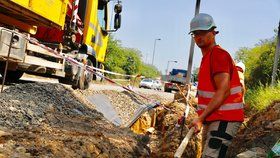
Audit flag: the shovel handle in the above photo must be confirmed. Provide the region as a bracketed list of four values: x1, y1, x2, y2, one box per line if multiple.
[174, 127, 195, 158]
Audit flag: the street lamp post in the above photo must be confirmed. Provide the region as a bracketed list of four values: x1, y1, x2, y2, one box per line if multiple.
[166, 60, 178, 75]
[152, 38, 161, 65]
[185, 0, 200, 84]
[271, 21, 280, 86]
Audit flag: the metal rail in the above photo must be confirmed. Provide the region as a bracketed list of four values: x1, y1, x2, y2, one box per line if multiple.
[1, 29, 15, 93]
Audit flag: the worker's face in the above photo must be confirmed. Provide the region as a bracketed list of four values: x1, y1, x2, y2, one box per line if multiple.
[192, 30, 216, 48]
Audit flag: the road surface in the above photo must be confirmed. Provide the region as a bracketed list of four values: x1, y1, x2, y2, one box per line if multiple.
[1, 73, 174, 100]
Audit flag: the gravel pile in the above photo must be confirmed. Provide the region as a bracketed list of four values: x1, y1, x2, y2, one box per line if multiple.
[0, 83, 103, 129]
[0, 82, 150, 157]
[74, 88, 169, 126]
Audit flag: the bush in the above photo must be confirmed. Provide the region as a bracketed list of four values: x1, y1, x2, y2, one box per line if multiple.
[245, 82, 280, 112]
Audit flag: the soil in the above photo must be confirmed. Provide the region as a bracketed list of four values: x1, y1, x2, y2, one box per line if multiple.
[148, 102, 202, 158]
[0, 81, 279, 157]
[227, 100, 280, 157]
[0, 83, 149, 158]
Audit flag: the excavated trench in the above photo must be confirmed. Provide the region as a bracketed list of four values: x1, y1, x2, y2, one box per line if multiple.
[75, 84, 203, 157]
[0, 82, 278, 157]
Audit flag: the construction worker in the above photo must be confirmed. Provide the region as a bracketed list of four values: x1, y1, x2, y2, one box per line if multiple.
[188, 13, 244, 158]
[236, 61, 247, 112]
[236, 61, 246, 93]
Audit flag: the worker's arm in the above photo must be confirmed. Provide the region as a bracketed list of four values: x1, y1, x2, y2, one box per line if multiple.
[190, 72, 230, 133]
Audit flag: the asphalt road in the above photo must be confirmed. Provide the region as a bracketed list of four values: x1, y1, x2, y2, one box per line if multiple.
[1, 73, 175, 101]
[89, 83, 174, 101]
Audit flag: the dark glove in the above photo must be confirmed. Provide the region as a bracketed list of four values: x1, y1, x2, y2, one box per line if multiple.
[177, 116, 185, 125]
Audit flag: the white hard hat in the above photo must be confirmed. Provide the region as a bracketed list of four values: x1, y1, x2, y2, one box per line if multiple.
[189, 13, 216, 33]
[236, 62, 245, 72]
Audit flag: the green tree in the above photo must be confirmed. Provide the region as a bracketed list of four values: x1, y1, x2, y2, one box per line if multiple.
[104, 36, 160, 79]
[192, 67, 199, 82]
[105, 37, 125, 75]
[139, 64, 161, 78]
[121, 48, 142, 75]
[235, 36, 279, 88]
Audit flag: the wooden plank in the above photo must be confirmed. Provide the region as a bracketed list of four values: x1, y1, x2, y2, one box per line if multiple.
[26, 43, 62, 59]
[24, 55, 64, 70]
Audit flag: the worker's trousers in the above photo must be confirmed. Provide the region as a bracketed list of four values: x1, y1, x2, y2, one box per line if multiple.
[201, 121, 241, 158]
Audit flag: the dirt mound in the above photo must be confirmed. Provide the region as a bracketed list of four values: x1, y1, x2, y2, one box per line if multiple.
[227, 101, 280, 157]
[0, 83, 149, 157]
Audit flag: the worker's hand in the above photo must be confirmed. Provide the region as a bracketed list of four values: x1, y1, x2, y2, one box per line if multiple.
[189, 117, 203, 134]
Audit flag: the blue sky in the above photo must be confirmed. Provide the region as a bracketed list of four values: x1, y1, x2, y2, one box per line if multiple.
[112, 0, 280, 74]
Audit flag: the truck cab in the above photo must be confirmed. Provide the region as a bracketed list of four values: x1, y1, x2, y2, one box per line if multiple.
[164, 69, 187, 92]
[0, 0, 122, 89]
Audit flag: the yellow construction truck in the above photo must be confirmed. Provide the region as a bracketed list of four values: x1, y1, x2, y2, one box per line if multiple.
[0, 0, 122, 89]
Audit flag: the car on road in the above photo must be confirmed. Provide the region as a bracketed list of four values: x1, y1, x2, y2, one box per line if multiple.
[154, 80, 163, 91]
[139, 78, 157, 89]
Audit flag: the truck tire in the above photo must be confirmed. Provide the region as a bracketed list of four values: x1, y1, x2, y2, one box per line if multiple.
[164, 88, 171, 93]
[0, 64, 23, 81]
[8, 71, 23, 81]
[72, 69, 85, 90]
[58, 76, 72, 85]
[84, 59, 93, 89]
[0, 69, 23, 82]
[72, 59, 93, 90]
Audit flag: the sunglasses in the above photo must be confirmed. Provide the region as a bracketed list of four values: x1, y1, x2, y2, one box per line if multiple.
[191, 30, 219, 38]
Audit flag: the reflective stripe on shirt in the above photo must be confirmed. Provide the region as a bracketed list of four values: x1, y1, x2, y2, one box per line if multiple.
[198, 86, 242, 98]
[197, 102, 244, 111]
